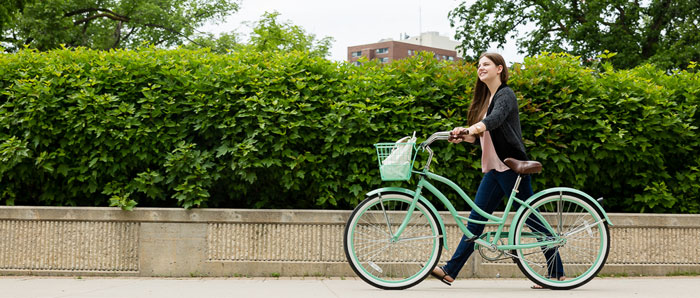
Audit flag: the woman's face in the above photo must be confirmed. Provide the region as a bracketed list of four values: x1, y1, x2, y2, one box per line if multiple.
[477, 56, 503, 83]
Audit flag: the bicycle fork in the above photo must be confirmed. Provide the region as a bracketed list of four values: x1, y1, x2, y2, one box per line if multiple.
[390, 185, 425, 243]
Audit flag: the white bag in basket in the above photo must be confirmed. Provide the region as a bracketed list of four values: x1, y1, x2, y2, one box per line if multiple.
[382, 132, 416, 165]
[381, 132, 416, 179]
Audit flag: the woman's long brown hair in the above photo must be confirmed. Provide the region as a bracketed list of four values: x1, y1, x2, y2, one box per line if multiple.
[467, 53, 509, 127]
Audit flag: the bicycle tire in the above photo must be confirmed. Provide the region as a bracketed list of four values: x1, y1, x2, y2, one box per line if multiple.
[513, 191, 610, 290]
[343, 192, 443, 290]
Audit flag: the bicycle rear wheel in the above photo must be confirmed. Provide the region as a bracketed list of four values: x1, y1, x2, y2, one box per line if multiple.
[513, 191, 610, 290]
[344, 192, 442, 290]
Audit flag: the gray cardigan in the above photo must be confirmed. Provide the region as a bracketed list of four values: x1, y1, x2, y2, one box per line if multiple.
[480, 84, 529, 161]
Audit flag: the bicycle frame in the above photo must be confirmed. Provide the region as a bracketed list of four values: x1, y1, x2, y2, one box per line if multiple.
[391, 169, 561, 251]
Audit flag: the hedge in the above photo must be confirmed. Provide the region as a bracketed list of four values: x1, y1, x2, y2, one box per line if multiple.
[0, 47, 698, 212]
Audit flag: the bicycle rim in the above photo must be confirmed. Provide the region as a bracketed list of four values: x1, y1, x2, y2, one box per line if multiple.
[344, 193, 442, 290]
[514, 193, 609, 289]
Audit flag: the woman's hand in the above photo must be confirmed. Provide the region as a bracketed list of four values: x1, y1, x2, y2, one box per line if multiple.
[449, 127, 471, 143]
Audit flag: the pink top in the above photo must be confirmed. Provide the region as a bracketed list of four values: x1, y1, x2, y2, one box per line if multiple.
[479, 95, 509, 173]
[480, 130, 510, 173]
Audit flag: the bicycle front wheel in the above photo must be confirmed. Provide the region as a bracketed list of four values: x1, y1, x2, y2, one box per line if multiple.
[513, 191, 610, 290]
[343, 192, 443, 290]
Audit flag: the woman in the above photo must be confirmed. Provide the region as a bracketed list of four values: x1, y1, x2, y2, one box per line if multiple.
[431, 53, 564, 288]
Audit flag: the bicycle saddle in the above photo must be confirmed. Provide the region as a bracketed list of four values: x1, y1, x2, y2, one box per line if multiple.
[503, 158, 543, 175]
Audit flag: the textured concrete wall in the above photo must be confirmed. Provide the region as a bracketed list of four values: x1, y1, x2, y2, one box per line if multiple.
[0, 220, 138, 272]
[0, 207, 698, 277]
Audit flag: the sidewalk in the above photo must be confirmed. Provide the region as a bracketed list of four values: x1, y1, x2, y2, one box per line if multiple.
[1, 276, 697, 298]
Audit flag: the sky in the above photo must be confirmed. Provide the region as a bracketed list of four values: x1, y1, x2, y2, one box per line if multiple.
[199, 0, 526, 65]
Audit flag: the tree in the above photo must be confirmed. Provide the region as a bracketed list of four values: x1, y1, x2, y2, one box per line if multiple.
[184, 31, 240, 54]
[449, 0, 700, 69]
[244, 11, 334, 58]
[0, 0, 33, 34]
[185, 11, 334, 58]
[1, 0, 239, 52]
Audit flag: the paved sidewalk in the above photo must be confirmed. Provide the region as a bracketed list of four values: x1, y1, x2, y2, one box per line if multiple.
[1, 276, 698, 298]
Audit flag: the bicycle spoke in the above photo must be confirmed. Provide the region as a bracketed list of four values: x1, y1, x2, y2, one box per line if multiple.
[379, 196, 394, 238]
[397, 235, 441, 242]
[358, 216, 392, 238]
[564, 219, 605, 237]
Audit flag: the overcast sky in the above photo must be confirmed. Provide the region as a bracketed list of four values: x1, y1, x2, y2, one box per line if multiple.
[200, 0, 525, 64]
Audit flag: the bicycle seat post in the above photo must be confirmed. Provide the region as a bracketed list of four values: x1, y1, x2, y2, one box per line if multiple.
[512, 175, 522, 194]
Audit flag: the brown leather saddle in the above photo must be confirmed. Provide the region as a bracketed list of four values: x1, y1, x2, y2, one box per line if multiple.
[503, 158, 542, 175]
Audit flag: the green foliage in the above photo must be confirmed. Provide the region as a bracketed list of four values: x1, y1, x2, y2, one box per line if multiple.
[182, 11, 334, 57]
[1, 0, 239, 52]
[108, 194, 137, 211]
[0, 48, 698, 213]
[164, 142, 217, 209]
[0, 0, 33, 33]
[246, 11, 334, 58]
[449, 0, 700, 70]
[0, 136, 31, 205]
[184, 32, 240, 54]
[510, 53, 699, 213]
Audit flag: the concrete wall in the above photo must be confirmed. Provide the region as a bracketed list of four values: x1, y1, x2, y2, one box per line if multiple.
[1, 206, 699, 277]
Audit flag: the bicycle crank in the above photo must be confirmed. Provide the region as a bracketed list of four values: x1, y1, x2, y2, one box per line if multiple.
[478, 239, 505, 261]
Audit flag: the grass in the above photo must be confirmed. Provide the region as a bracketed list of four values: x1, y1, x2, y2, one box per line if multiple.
[666, 271, 700, 277]
[189, 271, 209, 278]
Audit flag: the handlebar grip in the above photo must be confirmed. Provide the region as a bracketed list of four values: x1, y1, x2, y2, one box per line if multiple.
[447, 131, 469, 142]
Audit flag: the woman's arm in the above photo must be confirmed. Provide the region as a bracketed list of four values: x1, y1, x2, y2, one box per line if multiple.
[464, 134, 476, 143]
[466, 121, 486, 135]
[480, 89, 517, 131]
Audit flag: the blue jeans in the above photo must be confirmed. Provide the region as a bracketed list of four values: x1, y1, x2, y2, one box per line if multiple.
[441, 170, 564, 279]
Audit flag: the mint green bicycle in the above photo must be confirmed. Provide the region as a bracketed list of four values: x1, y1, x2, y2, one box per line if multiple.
[343, 131, 611, 290]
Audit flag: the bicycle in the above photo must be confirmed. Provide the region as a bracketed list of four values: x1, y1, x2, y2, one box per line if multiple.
[343, 131, 611, 290]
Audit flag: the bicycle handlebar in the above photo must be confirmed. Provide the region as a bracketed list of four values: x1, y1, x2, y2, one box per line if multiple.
[416, 130, 469, 171]
[420, 131, 470, 148]
[419, 131, 451, 148]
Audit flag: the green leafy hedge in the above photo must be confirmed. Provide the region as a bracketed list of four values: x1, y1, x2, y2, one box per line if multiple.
[1, 48, 698, 212]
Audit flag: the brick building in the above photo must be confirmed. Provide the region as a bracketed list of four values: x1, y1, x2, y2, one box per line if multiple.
[347, 32, 461, 64]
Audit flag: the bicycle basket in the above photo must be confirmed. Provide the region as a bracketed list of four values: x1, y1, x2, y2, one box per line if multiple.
[374, 142, 416, 181]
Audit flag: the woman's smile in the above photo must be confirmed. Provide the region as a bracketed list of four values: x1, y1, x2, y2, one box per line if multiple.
[477, 56, 502, 83]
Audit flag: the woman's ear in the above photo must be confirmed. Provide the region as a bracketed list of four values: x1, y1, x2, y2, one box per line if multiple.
[497, 65, 503, 74]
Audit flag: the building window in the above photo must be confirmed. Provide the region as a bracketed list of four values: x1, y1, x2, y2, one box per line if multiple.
[442, 55, 448, 60]
[447, 56, 454, 61]
[354, 61, 362, 66]
[379, 57, 389, 63]
[351, 51, 362, 57]
[376, 48, 389, 54]
[408, 49, 415, 56]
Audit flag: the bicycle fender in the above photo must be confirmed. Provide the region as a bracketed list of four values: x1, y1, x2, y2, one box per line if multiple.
[509, 187, 613, 245]
[366, 187, 449, 250]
